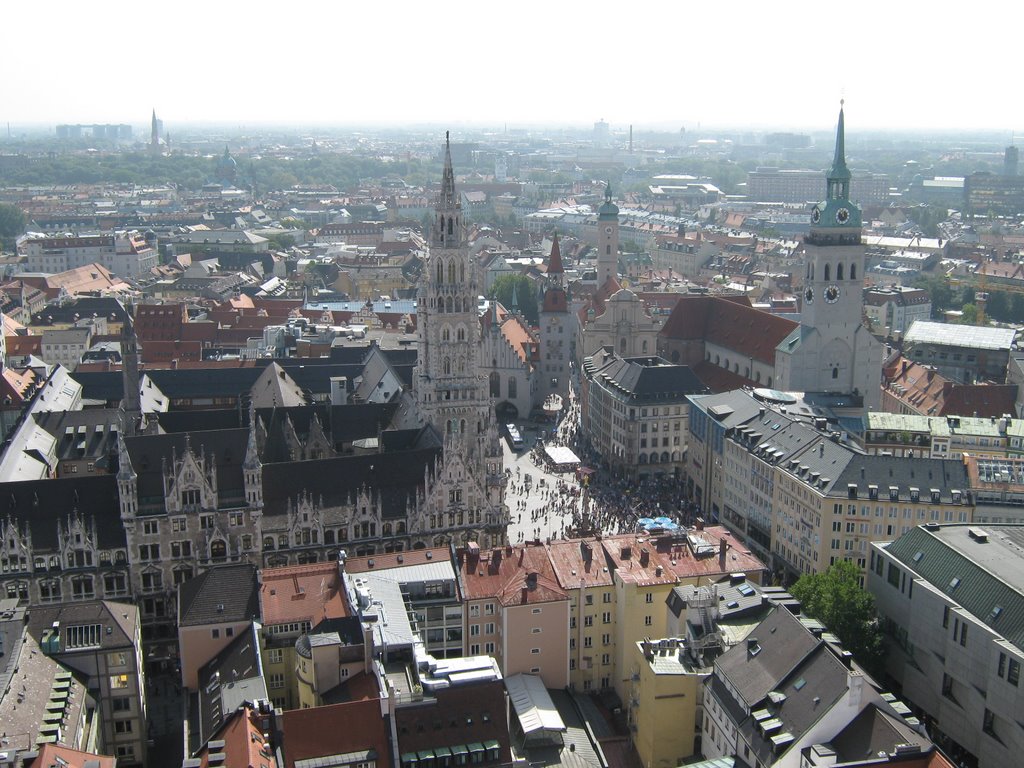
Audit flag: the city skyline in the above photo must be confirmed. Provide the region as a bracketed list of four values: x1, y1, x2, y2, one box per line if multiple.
[5, 0, 1023, 134]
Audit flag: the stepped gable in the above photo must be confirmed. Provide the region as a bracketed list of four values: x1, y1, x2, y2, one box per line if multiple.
[0, 474, 123, 550]
[260, 446, 442, 520]
[124, 428, 249, 500]
[659, 294, 796, 365]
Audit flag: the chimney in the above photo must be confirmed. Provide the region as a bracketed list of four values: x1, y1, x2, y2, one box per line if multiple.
[719, 538, 727, 567]
[639, 549, 650, 567]
[521, 587, 529, 603]
[695, 517, 705, 531]
[518, 548, 524, 565]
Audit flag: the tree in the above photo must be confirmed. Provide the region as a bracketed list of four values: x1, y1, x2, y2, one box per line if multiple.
[789, 560, 884, 674]
[490, 274, 538, 326]
[960, 303, 978, 324]
[0, 203, 27, 250]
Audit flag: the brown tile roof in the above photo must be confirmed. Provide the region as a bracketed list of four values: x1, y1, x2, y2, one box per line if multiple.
[577, 276, 623, 325]
[691, 360, 757, 393]
[883, 356, 1017, 417]
[196, 704, 278, 768]
[260, 561, 350, 627]
[459, 544, 568, 606]
[544, 538, 614, 588]
[32, 745, 116, 768]
[279, 697, 391, 768]
[659, 295, 797, 365]
[345, 547, 451, 573]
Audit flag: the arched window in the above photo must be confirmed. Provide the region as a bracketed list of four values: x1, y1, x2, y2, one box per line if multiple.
[446, 296, 453, 313]
[837, 263, 844, 280]
[832, 367, 839, 379]
[442, 326, 450, 341]
[508, 377, 517, 399]
[263, 536, 274, 550]
[642, 340, 648, 353]
[448, 217, 453, 236]
[324, 529, 335, 545]
[437, 260, 444, 283]
[606, 245, 611, 255]
[448, 260, 456, 283]
[383, 523, 392, 537]
[620, 338, 627, 353]
[457, 326, 465, 341]
[444, 357, 451, 375]
[661, 452, 670, 463]
[460, 262, 465, 281]
[824, 263, 831, 281]
[457, 357, 465, 373]
[850, 263, 857, 280]
[460, 419, 466, 434]
[650, 452, 659, 464]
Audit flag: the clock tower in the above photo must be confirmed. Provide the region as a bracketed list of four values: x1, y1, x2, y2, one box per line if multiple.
[597, 183, 619, 288]
[775, 104, 882, 410]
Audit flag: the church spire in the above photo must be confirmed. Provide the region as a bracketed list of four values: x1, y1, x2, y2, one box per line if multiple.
[829, 101, 851, 183]
[438, 131, 457, 210]
[432, 131, 462, 249]
[547, 233, 564, 276]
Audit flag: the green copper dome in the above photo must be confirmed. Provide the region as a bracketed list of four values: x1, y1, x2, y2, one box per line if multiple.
[598, 183, 619, 220]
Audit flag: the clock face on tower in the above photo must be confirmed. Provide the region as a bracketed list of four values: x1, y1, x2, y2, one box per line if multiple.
[836, 207, 850, 224]
[824, 284, 840, 303]
[804, 286, 814, 304]
[604, 226, 613, 235]
[811, 208, 821, 224]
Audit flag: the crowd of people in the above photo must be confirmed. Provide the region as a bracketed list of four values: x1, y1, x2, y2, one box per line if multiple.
[503, 383, 700, 542]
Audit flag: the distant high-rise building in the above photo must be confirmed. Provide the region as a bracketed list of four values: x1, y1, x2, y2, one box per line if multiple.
[594, 118, 610, 147]
[1005, 145, 1019, 176]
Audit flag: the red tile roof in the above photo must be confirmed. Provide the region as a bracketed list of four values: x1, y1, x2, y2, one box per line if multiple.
[459, 544, 568, 606]
[31, 745, 116, 768]
[345, 547, 451, 573]
[196, 704, 278, 768]
[260, 561, 349, 627]
[279, 697, 391, 768]
[883, 356, 1017, 417]
[659, 295, 796, 365]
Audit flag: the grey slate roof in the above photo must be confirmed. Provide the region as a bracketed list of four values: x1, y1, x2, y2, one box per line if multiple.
[0, 474, 124, 550]
[178, 564, 260, 627]
[885, 524, 1024, 651]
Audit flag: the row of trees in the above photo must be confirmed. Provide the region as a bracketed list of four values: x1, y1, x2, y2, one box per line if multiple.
[0, 152, 431, 193]
[913, 273, 1024, 325]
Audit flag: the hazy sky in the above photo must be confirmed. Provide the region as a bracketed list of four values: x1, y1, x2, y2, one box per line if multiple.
[5, 1, 1021, 134]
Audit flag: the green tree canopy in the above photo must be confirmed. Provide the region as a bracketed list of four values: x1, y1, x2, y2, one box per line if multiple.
[490, 274, 538, 326]
[0, 203, 27, 250]
[789, 560, 884, 674]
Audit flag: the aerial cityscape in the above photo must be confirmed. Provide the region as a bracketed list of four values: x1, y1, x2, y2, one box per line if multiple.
[3, 8, 1024, 767]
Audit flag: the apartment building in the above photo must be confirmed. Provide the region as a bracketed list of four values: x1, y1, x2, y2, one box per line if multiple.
[458, 543, 570, 689]
[259, 560, 350, 710]
[29, 600, 148, 766]
[869, 524, 1024, 768]
[580, 347, 706, 480]
[24, 231, 158, 278]
[689, 389, 972, 580]
[863, 412, 1017, 459]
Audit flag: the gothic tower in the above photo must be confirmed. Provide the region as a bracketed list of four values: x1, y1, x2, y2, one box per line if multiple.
[597, 184, 620, 288]
[121, 305, 142, 436]
[415, 132, 494, 463]
[775, 103, 882, 409]
[539, 234, 571, 401]
[149, 109, 159, 156]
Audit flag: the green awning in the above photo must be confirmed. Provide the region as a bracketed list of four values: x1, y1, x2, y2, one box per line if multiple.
[467, 743, 485, 753]
[43, 712, 62, 723]
[483, 741, 500, 750]
[45, 701, 64, 712]
[417, 750, 435, 760]
[55, 670, 73, 681]
[401, 753, 419, 765]
[450, 745, 469, 756]
[434, 747, 452, 758]
[35, 735, 57, 745]
[39, 723, 60, 734]
[51, 680, 71, 691]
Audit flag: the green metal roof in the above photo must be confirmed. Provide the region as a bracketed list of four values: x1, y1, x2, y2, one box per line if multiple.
[886, 525, 1024, 651]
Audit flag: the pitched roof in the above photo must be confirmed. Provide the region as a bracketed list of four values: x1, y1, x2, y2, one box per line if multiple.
[178, 564, 260, 627]
[259, 561, 349, 627]
[279, 697, 392, 768]
[885, 524, 1024, 652]
[660, 295, 797, 365]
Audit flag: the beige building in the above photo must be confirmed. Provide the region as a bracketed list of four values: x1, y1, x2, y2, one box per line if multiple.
[576, 287, 661, 365]
[176, 564, 261, 690]
[258, 560, 350, 711]
[458, 543, 570, 689]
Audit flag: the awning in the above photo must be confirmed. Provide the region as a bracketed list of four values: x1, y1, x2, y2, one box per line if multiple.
[504, 673, 567, 735]
[434, 747, 452, 759]
[401, 753, 419, 765]
[417, 751, 435, 761]
[482, 740, 500, 751]
[450, 745, 469, 756]
[467, 743, 485, 753]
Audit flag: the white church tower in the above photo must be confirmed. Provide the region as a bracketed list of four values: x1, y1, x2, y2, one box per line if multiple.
[774, 104, 882, 410]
